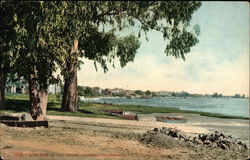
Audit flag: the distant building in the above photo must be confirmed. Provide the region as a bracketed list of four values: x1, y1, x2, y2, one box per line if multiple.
[102, 88, 112, 96]
[5, 77, 61, 94]
[5, 77, 28, 94]
[157, 91, 172, 97]
[48, 84, 61, 94]
[125, 90, 136, 96]
[110, 88, 122, 94]
[93, 87, 102, 94]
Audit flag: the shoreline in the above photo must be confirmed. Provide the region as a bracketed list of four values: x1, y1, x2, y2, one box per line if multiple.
[83, 102, 250, 120]
[4, 94, 249, 120]
[1, 103, 249, 120]
[80, 97, 249, 119]
[1, 112, 249, 160]
[2, 112, 249, 145]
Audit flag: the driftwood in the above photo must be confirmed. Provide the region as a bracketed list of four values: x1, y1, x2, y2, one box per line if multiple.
[0, 120, 49, 128]
[0, 113, 49, 128]
[0, 115, 20, 121]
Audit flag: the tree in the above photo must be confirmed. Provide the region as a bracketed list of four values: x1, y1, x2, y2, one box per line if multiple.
[212, 93, 218, 98]
[84, 87, 94, 97]
[48, 1, 201, 112]
[10, 2, 60, 120]
[2, 2, 201, 116]
[152, 92, 157, 97]
[0, 2, 17, 109]
[145, 90, 152, 96]
[171, 92, 177, 97]
[180, 91, 190, 97]
[42, 2, 141, 111]
[233, 94, 241, 98]
[212, 92, 223, 98]
[77, 86, 85, 97]
[135, 90, 143, 95]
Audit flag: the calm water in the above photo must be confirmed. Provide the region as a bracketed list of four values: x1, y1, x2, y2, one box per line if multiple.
[81, 97, 249, 118]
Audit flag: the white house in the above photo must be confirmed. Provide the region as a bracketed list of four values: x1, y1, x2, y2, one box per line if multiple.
[5, 77, 61, 94]
[48, 84, 62, 94]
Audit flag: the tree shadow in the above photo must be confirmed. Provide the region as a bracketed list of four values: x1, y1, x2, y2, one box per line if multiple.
[3, 99, 94, 115]
[47, 103, 94, 114]
[4, 99, 29, 112]
[77, 109, 93, 114]
[47, 102, 61, 111]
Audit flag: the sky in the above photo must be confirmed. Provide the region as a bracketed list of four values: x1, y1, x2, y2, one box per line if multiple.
[78, 2, 249, 96]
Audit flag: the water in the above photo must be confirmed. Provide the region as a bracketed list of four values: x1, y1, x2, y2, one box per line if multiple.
[81, 97, 249, 118]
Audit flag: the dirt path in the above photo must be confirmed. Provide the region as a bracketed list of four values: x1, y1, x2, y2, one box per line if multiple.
[0, 113, 249, 160]
[0, 123, 189, 160]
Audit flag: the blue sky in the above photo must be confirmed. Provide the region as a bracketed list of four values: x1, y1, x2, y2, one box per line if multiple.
[78, 2, 249, 96]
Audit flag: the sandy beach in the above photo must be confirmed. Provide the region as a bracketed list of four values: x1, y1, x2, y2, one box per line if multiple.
[0, 113, 249, 160]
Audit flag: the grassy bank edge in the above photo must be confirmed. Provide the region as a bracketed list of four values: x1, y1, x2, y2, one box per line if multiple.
[1, 94, 248, 120]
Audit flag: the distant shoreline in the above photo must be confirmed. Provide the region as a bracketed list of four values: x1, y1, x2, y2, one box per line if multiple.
[80, 97, 249, 119]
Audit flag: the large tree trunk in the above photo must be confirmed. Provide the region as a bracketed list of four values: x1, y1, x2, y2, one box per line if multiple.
[61, 40, 79, 112]
[61, 64, 78, 112]
[28, 76, 48, 120]
[0, 70, 6, 110]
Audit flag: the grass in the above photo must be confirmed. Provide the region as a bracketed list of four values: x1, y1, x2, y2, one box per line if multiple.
[1, 93, 248, 120]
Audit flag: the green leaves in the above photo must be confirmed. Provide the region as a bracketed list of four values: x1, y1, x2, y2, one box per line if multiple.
[116, 34, 141, 68]
[0, 2, 18, 74]
[193, 24, 201, 36]
[165, 30, 199, 60]
[47, 1, 201, 75]
[5, 1, 61, 89]
[1, 1, 201, 89]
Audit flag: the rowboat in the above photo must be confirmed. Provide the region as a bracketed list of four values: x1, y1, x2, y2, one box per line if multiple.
[116, 114, 139, 121]
[99, 110, 138, 120]
[99, 109, 123, 115]
[155, 116, 187, 123]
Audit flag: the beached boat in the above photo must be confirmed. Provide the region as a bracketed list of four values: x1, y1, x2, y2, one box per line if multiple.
[116, 114, 139, 121]
[99, 110, 138, 120]
[99, 109, 123, 115]
[155, 116, 187, 123]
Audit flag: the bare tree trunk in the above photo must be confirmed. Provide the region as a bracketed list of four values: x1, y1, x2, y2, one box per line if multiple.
[28, 76, 48, 120]
[0, 70, 6, 110]
[61, 64, 78, 112]
[61, 40, 79, 112]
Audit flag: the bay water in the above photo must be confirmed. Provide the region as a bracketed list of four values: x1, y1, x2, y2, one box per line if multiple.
[81, 97, 249, 118]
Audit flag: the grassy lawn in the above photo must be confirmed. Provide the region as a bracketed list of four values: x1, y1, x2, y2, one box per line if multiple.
[1, 93, 248, 120]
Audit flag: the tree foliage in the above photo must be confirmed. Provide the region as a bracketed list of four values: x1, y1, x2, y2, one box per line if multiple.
[145, 90, 152, 96]
[1, 2, 61, 119]
[0, 2, 18, 109]
[41, 1, 201, 111]
[135, 90, 143, 95]
[12, 2, 60, 88]
[0, 2, 17, 74]
[1, 1, 201, 113]
[41, 1, 201, 73]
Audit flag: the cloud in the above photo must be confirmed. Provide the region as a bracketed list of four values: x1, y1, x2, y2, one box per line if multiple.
[78, 47, 249, 96]
[77, 2, 249, 96]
